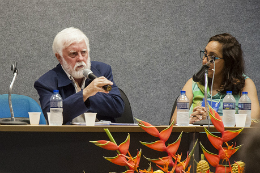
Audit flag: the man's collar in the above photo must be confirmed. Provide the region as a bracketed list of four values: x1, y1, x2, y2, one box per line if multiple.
[54, 64, 84, 88]
[60, 64, 86, 88]
[61, 64, 74, 81]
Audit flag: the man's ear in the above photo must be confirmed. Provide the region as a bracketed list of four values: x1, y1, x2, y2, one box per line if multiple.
[55, 53, 62, 64]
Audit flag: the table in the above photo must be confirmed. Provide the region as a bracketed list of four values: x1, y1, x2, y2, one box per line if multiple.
[0, 125, 256, 173]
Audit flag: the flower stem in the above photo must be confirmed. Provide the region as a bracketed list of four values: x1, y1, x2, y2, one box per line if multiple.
[104, 129, 130, 170]
[104, 128, 120, 155]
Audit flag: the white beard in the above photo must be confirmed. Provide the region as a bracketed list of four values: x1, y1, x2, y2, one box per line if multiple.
[61, 57, 91, 79]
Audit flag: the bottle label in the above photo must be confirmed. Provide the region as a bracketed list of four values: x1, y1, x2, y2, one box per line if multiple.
[223, 102, 235, 110]
[177, 102, 189, 109]
[238, 103, 251, 110]
[50, 101, 63, 108]
[201, 98, 220, 112]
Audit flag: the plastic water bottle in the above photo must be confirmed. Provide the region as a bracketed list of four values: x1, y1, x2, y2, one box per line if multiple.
[177, 90, 190, 126]
[222, 91, 236, 127]
[49, 90, 63, 126]
[238, 92, 251, 127]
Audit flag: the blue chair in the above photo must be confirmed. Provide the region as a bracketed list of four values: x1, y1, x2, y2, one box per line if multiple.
[0, 94, 46, 124]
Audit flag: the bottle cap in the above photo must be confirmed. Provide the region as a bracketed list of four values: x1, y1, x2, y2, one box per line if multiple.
[53, 90, 59, 93]
[180, 90, 186, 95]
[226, 91, 232, 94]
[242, 91, 248, 95]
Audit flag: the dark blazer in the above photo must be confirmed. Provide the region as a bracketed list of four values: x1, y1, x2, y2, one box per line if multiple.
[34, 61, 124, 124]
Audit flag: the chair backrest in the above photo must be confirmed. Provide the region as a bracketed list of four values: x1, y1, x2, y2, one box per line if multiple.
[0, 94, 46, 124]
[115, 88, 134, 123]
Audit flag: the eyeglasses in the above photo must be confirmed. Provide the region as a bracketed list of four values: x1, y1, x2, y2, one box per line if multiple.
[200, 50, 223, 61]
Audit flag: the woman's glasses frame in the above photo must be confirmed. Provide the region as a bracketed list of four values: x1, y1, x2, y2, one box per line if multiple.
[200, 50, 223, 61]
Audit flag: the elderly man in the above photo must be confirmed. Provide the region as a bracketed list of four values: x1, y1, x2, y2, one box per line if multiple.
[34, 27, 124, 124]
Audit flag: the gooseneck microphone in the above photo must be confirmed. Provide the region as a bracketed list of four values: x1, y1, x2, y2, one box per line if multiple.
[193, 60, 214, 82]
[0, 62, 28, 125]
[83, 69, 112, 91]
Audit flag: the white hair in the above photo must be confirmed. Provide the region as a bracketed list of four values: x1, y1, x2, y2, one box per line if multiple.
[52, 27, 90, 56]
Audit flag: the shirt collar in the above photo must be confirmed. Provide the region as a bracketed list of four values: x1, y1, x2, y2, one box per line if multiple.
[61, 65, 86, 90]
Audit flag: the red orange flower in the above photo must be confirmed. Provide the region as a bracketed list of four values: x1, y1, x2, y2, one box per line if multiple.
[218, 143, 241, 161]
[89, 140, 119, 150]
[201, 105, 244, 172]
[138, 119, 197, 173]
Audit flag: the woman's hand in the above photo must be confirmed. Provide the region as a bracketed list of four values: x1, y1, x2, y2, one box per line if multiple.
[189, 106, 207, 124]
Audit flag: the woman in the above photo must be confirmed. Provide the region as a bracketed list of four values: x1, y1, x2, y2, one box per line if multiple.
[171, 33, 260, 124]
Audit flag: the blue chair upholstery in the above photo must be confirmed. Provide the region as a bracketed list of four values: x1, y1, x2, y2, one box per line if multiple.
[0, 94, 46, 124]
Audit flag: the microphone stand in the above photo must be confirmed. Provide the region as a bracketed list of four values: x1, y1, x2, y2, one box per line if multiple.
[0, 63, 28, 125]
[193, 60, 213, 126]
[9, 64, 17, 121]
[204, 68, 210, 129]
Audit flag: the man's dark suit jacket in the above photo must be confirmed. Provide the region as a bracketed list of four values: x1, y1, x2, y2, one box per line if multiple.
[34, 61, 124, 124]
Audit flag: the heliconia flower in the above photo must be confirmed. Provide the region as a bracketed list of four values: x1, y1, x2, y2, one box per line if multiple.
[123, 170, 134, 173]
[144, 155, 173, 166]
[200, 142, 220, 167]
[136, 118, 160, 137]
[158, 121, 174, 142]
[175, 140, 198, 173]
[208, 106, 224, 133]
[175, 155, 188, 173]
[125, 150, 142, 171]
[119, 133, 130, 155]
[169, 157, 178, 173]
[166, 132, 183, 156]
[140, 140, 166, 152]
[215, 165, 232, 173]
[222, 129, 243, 142]
[104, 154, 128, 166]
[218, 143, 241, 160]
[184, 165, 191, 173]
[89, 140, 119, 150]
[135, 150, 142, 167]
[204, 128, 223, 150]
[156, 161, 170, 172]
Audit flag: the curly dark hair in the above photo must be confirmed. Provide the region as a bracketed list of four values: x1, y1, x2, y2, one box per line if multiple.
[199, 33, 245, 95]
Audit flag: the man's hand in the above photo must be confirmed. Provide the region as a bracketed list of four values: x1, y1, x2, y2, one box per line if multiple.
[82, 77, 113, 101]
[189, 106, 207, 124]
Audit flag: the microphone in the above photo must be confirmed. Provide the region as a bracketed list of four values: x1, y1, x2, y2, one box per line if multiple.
[193, 60, 214, 82]
[83, 69, 112, 91]
[11, 62, 18, 74]
[0, 62, 28, 125]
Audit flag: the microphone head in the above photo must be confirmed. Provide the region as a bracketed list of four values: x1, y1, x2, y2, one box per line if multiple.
[83, 69, 97, 80]
[11, 62, 18, 74]
[83, 69, 92, 77]
[193, 64, 210, 82]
